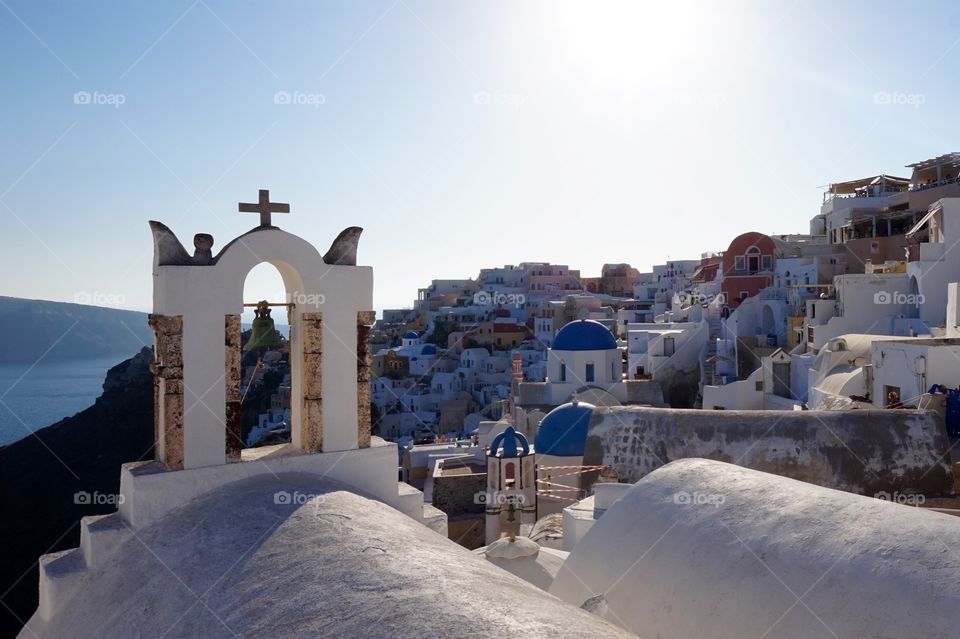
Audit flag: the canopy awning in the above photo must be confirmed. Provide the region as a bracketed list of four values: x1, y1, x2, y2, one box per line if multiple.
[828, 174, 910, 194]
[905, 152, 960, 171]
[905, 207, 938, 240]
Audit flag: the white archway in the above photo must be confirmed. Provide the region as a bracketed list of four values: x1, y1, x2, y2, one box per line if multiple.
[152, 224, 373, 469]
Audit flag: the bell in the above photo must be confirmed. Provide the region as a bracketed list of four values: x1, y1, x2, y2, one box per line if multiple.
[245, 300, 280, 352]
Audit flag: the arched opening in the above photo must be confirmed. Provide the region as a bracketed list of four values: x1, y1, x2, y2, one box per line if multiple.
[746, 246, 761, 273]
[907, 276, 921, 319]
[761, 304, 776, 339]
[239, 263, 292, 451]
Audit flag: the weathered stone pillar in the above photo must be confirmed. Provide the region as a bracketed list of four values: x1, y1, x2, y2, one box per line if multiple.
[301, 312, 323, 453]
[149, 314, 184, 470]
[224, 314, 242, 460]
[357, 310, 375, 448]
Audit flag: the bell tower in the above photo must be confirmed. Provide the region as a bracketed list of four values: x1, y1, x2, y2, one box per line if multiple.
[484, 426, 537, 544]
[148, 189, 374, 469]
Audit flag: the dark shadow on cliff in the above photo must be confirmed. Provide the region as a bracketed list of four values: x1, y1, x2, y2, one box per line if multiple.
[0, 347, 154, 638]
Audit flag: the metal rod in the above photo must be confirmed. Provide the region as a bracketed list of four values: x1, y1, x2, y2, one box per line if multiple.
[242, 302, 296, 307]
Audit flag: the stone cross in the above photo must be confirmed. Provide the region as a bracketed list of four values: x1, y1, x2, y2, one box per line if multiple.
[238, 189, 290, 227]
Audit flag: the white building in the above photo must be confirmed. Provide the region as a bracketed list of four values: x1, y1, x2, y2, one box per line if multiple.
[626, 321, 706, 380]
[905, 198, 960, 327]
[804, 272, 927, 350]
[542, 320, 623, 404]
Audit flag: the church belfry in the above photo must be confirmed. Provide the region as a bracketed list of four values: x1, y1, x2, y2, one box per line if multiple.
[148, 190, 373, 469]
[484, 426, 537, 544]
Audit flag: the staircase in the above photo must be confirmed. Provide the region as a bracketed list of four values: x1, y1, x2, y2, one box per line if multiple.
[703, 317, 724, 387]
[707, 317, 723, 338]
[37, 513, 132, 622]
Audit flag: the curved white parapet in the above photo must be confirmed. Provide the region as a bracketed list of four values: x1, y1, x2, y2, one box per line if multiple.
[551, 458, 960, 639]
[24, 475, 629, 638]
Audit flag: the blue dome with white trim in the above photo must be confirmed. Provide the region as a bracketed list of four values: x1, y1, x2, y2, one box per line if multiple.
[403, 331, 419, 339]
[534, 401, 595, 457]
[552, 319, 617, 351]
[489, 426, 530, 458]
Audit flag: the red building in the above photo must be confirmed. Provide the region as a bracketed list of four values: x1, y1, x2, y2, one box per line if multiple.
[720, 231, 776, 308]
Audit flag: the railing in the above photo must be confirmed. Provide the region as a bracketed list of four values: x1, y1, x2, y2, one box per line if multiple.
[759, 288, 786, 300]
[910, 176, 959, 191]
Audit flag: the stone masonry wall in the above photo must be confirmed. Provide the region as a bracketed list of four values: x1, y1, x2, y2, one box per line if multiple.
[301, 312, 323, 452]
[583, 406, 954, 496]
[357, 311, 375, 449]
[148, 314, 184, 470]
[224, 314, 242, 460]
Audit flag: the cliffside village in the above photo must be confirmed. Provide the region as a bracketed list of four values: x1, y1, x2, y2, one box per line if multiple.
[376, 152, 960, 547]
[26, 161, 960, 638]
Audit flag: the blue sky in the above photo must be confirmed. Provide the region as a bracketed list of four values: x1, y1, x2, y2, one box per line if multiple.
[1, 0, 958, 314]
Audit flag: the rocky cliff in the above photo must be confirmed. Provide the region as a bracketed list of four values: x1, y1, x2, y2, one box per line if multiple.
[0, 347, 154, 638]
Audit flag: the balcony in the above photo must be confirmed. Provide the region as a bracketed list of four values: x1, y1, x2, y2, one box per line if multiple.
[915, 241, 946, 263]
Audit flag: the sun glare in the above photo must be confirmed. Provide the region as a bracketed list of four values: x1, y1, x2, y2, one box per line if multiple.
[551, 0, 705, 83]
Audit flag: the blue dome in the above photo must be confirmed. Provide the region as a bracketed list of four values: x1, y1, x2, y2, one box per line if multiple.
[534, 401, 595, 456]
[552, 319, 617, 351]
[421, 344, 437, 355]
[403, 331, 419, 339]
[489, 426, 530, 458]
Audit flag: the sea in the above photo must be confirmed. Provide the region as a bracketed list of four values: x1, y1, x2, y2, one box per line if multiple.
[0, 356, 125, 446]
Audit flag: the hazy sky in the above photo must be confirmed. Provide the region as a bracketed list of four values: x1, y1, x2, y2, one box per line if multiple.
[2, 0, 958, 314]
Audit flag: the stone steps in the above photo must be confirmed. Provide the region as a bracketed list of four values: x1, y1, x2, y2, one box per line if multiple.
[395, 480, 426, 520]
[37, 548, 85, 622]
[37, 512, 131, 623]
[421, 503, 448, 535]
[80, 513, 131, 568]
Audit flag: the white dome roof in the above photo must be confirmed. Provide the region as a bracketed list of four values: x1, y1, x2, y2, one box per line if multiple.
[25, 474, 630, 639]
[550, 459, 960, 638]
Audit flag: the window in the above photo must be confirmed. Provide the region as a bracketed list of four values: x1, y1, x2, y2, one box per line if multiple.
[761, 255, 772, 270]
[585, 362, 595, 382]
[663, 337, 675, 356]
[773, 362, 791, 398]
[560, 362, 567, 382]
[740, 291, 749, 301]
[734, 256, 746, 271]
[755, 381, 764, 392]
[884, 385, 902, 408]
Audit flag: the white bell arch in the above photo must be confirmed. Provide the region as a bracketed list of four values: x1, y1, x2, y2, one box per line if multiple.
[151, 221, 373, 470]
